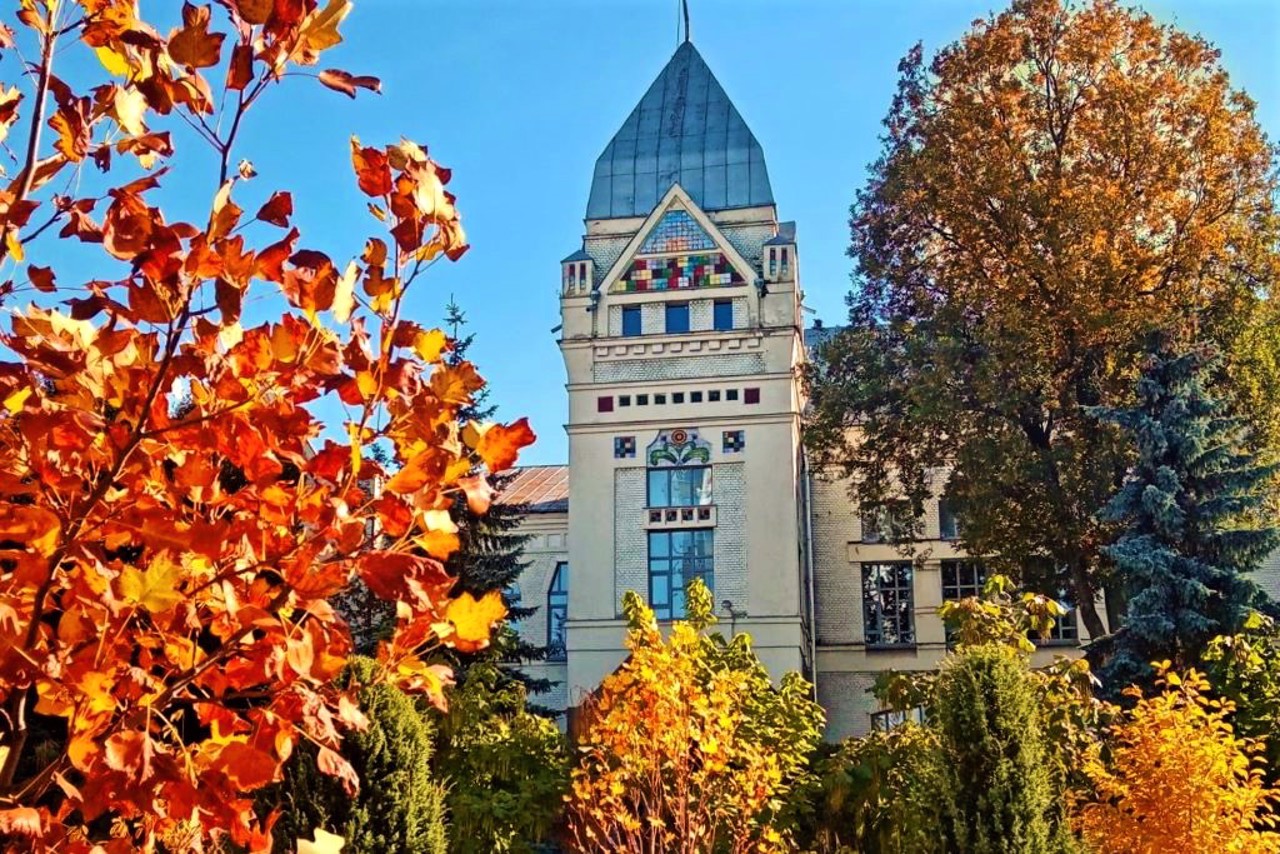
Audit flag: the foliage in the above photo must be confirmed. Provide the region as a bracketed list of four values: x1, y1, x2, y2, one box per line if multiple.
[564, 579, 824, 853]
[433, 659, 569, 854]
[0, 2, 535, 850]
[268, 657, 448, 854]
[1205, 611, 1280, 784]
[934, 644, 1071, 854]
[1091, 339, 1279, 692]
[805, 0, 1280, 639]
[795, 725, 944, 854]
[1076, 665, 1280, 853]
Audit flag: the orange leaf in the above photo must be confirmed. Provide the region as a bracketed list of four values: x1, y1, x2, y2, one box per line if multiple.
[318, 69, 381, 99]
[215, 742, 279, 790]
[27, 264, 54, 293]
[458, 474, 495, 515]
[475, 418, 536, 472]
[316, 745, 359, 795]
[227, 43, 254, 91]
[168, 2, 225, 69]
[350, 137, 391, 197]
[443, 590, 507, 653]
[256, 191, 292, 227]
[0, 807, 42, 838]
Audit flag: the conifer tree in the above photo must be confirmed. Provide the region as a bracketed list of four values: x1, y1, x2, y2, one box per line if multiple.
[1092, 339, 1280, 692]
[442, 299, 550, 692]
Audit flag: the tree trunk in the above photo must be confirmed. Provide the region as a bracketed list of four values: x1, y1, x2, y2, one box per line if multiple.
[1071, 567, 1108, 641]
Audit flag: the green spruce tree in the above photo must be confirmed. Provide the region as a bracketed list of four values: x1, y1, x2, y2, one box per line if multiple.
[441, 297, 550, 692]
[1092, 338, 1279, 693]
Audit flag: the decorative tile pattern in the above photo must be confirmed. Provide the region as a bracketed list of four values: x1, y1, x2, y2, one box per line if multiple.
[614, 436, 636, 459]
[639, 210, 717, 254]
[646, 428, 711, 467]
[621, 253, 742, 292]
[722, 430, 745, 453]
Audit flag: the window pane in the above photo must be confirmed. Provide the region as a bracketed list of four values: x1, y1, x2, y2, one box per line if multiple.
[939, 498, 959, 540]
[713, 300, 733, 330]
[666, 303, 690, 334]
[648, 530, 670, 557]
[648, 470, 671, 508]
[862, 562, 915, 646]
[690, 529, 713, 556]
[622, 306, 642, 336]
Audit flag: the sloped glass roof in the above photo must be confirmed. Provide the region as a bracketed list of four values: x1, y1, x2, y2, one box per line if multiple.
[586, 41, 774, 220]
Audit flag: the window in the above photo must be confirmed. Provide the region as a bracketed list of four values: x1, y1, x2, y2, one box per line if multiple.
[597, 396, 613, 413]
[940, 560, 986, 602]
[648, 466, 712, 507]
[939, 498, 960, 540]
[621, 306, 642, 337]
[1036, 593, 1079, 645]
[547, 562, 568, 661]
[665, 302, 690, 334]
[862, 562, 915, 646]
[744, 387, 760, 404]
[870, 707, 925, 732]
[860, 504, 913, 544]
[619, 395, 631, 407]
[637, 394, 649, 406]
[654, 393, 666, 405]
[690, 391, 703, 403]
[708, 390, 721, 402]
[726, 389, 739, 401]
[673, 392, 685, 404]
[649, 530, 713, 620]
[713, 299, 733, 331]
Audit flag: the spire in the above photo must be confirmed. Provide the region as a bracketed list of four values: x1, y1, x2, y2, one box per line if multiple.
[681, 0, 691, 44]
[585, 41, 774, 220]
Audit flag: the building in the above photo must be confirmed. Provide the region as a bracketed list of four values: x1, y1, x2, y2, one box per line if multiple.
[502, 37, 1280, 741]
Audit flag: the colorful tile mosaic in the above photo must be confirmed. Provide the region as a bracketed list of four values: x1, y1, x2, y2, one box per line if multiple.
[614, 436, 636, 459]
[621, 253, 743, 292]
[639, 209, 717, 254]
[722, 430, 745, 453]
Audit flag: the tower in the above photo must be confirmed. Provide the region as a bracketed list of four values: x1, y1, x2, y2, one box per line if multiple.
[556, 40, 812, 700]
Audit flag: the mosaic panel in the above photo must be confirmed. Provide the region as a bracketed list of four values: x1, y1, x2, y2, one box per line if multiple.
[621, 253, 743, 292]
[614, 436, 636, 459]
[722, 430, 745, 453]
[639, 209, 717, 254]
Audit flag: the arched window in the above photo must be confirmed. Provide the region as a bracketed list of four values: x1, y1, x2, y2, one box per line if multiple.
[547, 562, 568, 662]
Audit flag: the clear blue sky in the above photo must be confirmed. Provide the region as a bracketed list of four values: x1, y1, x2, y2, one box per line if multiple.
[29, 1, 1280, 466]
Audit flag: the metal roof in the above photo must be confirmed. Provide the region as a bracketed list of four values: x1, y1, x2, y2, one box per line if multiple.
[497, 465, 569, 513]
[586, 41, 773, 220]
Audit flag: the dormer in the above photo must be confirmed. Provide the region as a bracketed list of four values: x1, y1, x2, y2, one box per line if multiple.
[562, 248, 594, 297]
[762, 222, 796, 285]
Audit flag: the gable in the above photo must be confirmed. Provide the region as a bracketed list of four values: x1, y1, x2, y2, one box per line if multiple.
[604, 187, 755, 295]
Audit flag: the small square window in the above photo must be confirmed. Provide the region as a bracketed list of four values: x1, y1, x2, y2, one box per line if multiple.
[622, 306, 642, 337]
[654, 393, 667, 404]
[597, 396, 613, 413]
[673, 392, 685, 404]
[713, 299, 733, 331]
[726, 389, 739, 401]
[665, 303, 690, 334]
[744, 387, 760, 405]
[637, 394, 649, 406]
[690, 391, 703, 403]
[708, 390, 721, 402]
[619, 395, 631, 407]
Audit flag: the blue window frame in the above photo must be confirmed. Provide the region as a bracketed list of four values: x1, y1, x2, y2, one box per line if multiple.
[648, 529, 713, 620]
[665, 302, 690, 334]
[713, 299, 733, 331]
[547, 562, 568, 661]
[621, 306, 642, 337]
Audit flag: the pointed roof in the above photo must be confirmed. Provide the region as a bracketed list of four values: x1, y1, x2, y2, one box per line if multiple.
[586, 41, 773, 220]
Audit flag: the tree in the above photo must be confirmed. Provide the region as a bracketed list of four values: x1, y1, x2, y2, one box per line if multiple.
[1091, 340, 1280, 692]
[806, 0, 1280, 639]
[441, 298, 549, 693]
[0, 2, 535, 850]
[433, 659, 569, 854]
[269, 657, 448, 854]
[1204, 611, 1280, 785]
[1076, 665, 1280, 853]
[564, 579, 824, 853]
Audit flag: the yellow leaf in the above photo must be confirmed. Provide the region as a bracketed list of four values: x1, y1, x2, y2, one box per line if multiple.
[443, 591, 506, 653]
[3, 386, 32, 414]
[413, 328, 446, 362]
[297, 828, 345, 854]
[95, 46, 130, 77]
[347, 423, 361, 481]
[298, 0, 351, 55]
[119, 557, 184, 613]
[333, 260, 358, 323]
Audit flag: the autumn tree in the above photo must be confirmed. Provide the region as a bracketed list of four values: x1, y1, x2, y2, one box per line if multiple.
[564, 579, 824, 854]
[805, 0, 1280, 639]
[1076, 665, 1280, 853]
[0, 2, 535, 850]
[1091, 339, 1279, 693]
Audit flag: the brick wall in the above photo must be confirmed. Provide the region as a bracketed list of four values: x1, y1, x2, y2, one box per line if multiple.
[641, 303, 664, 335]
[811, 474, 861, 644]
[508, 521, 569, 659]
[594, 353, 766, 383]
[818, 671, 880, 741]
[614, 467, 647, 611]
[714, 462, 747, 608]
